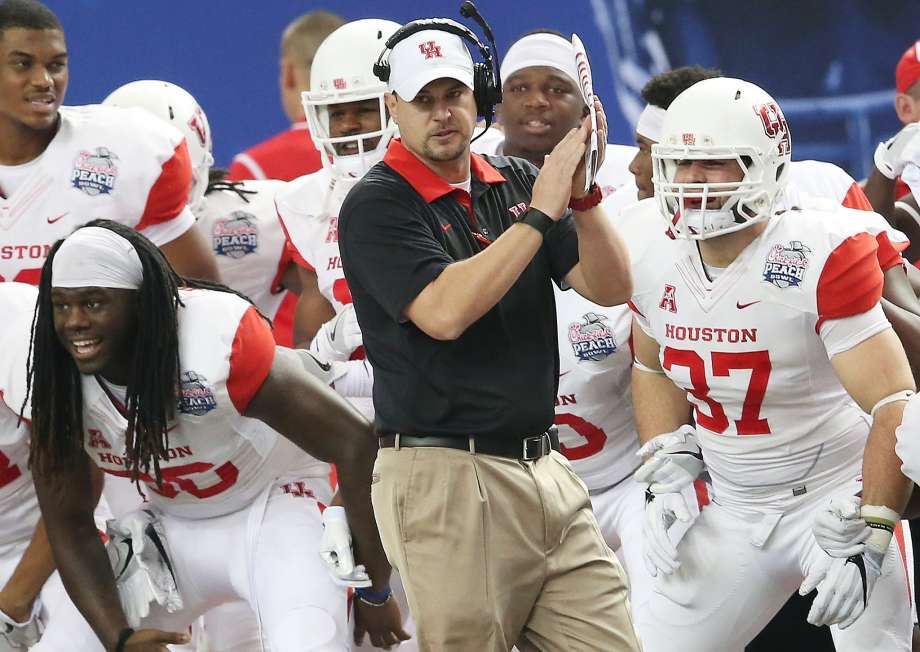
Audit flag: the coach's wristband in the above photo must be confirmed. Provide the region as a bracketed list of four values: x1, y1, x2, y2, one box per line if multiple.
[569, 183, 603, 211]
[519, 208, 555, 236]
[355, 586, 392, 607]
[114, 627, 135, 652]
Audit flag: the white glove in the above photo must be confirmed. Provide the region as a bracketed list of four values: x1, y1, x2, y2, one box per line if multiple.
[0, 599, 43, 651]
[311, 304, 363, 362]
[643, 490, 692, 577]
[874, 122, 920, 179]
[295, 349, 347, 386]
[799, 545, 885, 629]
[634, 425, 704, 493]
[105, 509, 183, 628]
[319, 506, 372, 588]
[812, 495, 870, 558]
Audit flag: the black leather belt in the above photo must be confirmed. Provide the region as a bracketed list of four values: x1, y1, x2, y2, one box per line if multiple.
[378, 427, 559, 461]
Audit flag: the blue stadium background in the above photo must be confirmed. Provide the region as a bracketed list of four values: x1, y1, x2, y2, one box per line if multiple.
[46, 0, 915, 179]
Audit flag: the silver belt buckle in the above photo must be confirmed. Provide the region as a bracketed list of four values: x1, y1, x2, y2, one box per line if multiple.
[522, 433, 547, 461]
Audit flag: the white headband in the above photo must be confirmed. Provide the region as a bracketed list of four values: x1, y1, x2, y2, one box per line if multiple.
[52, 226, 144, 290]
[636, 104, 666, 142]
[500, 33, 580, 90]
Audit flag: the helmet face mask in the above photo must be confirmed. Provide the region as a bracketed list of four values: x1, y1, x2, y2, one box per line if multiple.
[303, 19, 400, 178]
[303, 90, 393, 178]
[651, 78, 791, 241]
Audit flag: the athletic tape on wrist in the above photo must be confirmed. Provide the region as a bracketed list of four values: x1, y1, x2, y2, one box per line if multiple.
[861, 504, 898, 554]
[633, 358, 665, 374]
[870, 390, 915, 417]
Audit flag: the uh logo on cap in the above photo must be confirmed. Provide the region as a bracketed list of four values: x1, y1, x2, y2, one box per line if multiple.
[418, 40, 443, 59]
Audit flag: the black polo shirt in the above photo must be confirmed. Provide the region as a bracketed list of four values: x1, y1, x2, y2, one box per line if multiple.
[338, 138, 579, 440]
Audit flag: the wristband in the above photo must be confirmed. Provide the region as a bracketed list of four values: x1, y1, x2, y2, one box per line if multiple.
[569, 183, 603, 211]
[355, 585, 392, 607]
[114, 627, 135, 652]
[519, 208, 555, 236]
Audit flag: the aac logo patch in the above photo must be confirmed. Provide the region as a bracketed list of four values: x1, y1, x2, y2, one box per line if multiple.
[659, 284, 677, 313]
[177, 370, 217, 416]
[763, 240, 811, 288]
[71, 147, 119, 196]
[212, 211, 259, 259]
[568, 312, 617, 361]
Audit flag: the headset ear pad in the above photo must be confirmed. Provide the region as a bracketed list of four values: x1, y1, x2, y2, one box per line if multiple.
[472, 63, 501, 121]
[373, 59, 390, 83]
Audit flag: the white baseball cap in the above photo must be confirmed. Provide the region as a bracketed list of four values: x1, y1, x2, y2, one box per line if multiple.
[388, 28, 475, 102]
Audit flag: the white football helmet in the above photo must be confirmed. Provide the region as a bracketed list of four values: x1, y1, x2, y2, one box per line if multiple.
[103, 80, 214, 214]
[302, 19, 400, 178]
[652, 77, 791, 239]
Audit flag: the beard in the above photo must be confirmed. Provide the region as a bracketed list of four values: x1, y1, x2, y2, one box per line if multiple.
[421, 129, 469, 162]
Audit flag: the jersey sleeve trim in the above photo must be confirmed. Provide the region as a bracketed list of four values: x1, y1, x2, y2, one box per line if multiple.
[875, 231, 908, 272]
[270, 241, 297, 295]
[227, 306, 277, 414]
[135, 141, 193, 232]
[842, 182, 873, 211]
[820, 304, 891, 358]
[815, 232, 883, 332]
[276, 210, 315, 271]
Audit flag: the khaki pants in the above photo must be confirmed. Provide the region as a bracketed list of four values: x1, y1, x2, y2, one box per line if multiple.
[371, 446, 641, 652]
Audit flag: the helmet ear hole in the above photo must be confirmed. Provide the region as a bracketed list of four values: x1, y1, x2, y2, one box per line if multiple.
[775, 162, 786, 183]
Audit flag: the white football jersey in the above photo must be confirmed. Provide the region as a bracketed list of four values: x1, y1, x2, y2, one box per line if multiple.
[623, 199, 904, 510]
[470, 127, 637, 199]
[555, 287, 638, 490]
[783, 160, 872, 211]
[0, 105, 195, 285]
[0, 283, 39, 547]
[275, 167, 360, 312]
[80, 289, 309, 519]
[195, 179, 291, 320]
[275, 168, 373, 418]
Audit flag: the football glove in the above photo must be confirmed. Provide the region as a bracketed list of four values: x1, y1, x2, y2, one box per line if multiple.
[311, 304, 363, 362]
[319, 506, 372, 588]
[635, 425, 704, 493]
[874, 122, 920, 179]
[0, 599, 43, 651]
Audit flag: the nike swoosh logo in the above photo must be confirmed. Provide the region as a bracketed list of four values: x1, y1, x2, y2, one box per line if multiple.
[736, 300, 761, 309]
[559, 370, 572, 378]
[46, 212, 69, 224]
[112, 537, 134, 580]
[440, 223, 452, 232]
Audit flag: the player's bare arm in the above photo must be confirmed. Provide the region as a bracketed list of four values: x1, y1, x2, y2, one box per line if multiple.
[630, 317, 692, 445]
[244, 348, 388, 586]
[292, 266, 335, 348]
[245, 347, 408, 644]
[158, 223, 221, 282]
[33, 454, 188, 650]
[883, 298, 920, 384]
[831, 327, 916, 513]
[0, 519, 55, 623]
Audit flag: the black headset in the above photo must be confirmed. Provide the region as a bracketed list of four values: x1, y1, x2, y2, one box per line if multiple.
[373, 2, 502, 126]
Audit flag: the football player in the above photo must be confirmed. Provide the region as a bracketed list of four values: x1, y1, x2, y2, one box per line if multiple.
[275, 20, 418, 649]
[627, 77, 914, 650]
[471, 30, 654, 612]
[102, 80, 299, 347]
[471, 30, 636, 201]
[0, 282, 105, 651]
[0, 0, 219, 286]
[26, 220, 407, 651]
